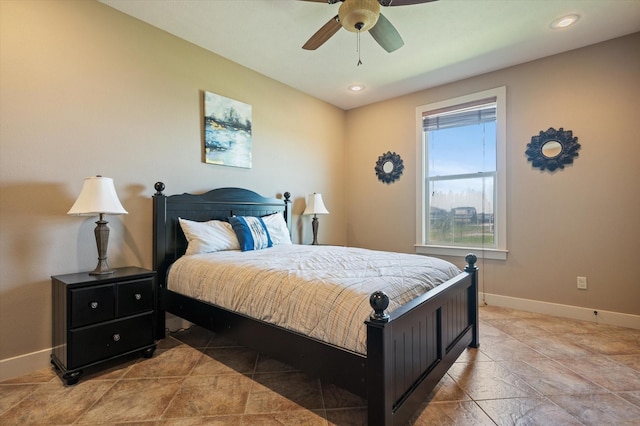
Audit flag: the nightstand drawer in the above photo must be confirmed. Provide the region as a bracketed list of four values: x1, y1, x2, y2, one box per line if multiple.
[68, 313, 153, 369]
[117, 278, 154, 317]
[69, 284, 115, 328]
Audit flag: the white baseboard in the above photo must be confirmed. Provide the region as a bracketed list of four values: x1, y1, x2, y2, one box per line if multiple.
[482, 293, 640, 330]
[3, 298, 637, 381]
[0, 315, 193, 382]
[0, 348, 52, 382]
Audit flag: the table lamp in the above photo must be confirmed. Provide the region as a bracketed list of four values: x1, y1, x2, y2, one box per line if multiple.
[303, 193, 329, 245]
[68, 176, 128, 275]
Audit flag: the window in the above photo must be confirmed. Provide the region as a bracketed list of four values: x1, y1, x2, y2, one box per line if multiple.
[415, 87, 507, 260]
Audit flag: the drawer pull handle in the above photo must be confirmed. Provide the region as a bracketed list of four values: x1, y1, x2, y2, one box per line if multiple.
[90, 302, 98, 309]
[112, 334, 121, 342]
[134, 293, 142, 300]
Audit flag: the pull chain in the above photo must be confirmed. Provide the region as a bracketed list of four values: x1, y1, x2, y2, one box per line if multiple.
[357, 31, 363, 66]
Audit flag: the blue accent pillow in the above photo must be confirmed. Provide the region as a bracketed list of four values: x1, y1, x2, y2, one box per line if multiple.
[228, 216, 273, 251]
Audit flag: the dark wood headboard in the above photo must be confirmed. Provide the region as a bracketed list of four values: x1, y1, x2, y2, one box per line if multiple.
[152, 182, 291, 289]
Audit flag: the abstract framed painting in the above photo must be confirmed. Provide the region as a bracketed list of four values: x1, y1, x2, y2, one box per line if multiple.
[203, 91, 252, 168]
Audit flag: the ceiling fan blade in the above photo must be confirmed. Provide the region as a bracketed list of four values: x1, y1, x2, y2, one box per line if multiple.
[369, 13, 404, 53]
[380, 0, 438, 6]
[303, 15, 341, 50]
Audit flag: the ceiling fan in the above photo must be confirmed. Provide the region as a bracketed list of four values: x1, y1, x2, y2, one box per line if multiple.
[301, 0, 438, 53]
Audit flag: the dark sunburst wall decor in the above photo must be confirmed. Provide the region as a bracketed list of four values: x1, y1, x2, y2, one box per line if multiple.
[375, 151, 404, 184]
[526, 127, 580, 172]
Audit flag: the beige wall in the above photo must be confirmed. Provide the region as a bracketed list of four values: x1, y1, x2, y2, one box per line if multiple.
[0, 0, 346, 364]
[1, 0, 638, 377]
[345, 32, 640, 316]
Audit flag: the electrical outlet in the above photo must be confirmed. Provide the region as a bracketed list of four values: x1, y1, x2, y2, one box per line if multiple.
[577, 276, 587, 290]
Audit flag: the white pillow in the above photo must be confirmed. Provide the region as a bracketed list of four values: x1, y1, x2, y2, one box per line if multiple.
[178, 217, 240, 255]
[262, 212, 292, 245]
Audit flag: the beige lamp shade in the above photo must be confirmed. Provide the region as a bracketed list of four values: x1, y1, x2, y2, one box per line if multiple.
[303, 193, 329, 216]
[68, 176, 128, 216]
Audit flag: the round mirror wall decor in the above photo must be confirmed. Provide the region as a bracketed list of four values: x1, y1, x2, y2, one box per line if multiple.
[375, 151, 404, 184]
[526, 127, 580, 172]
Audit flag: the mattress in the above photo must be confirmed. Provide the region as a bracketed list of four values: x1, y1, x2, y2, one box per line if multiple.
[168, 245, 461, 354]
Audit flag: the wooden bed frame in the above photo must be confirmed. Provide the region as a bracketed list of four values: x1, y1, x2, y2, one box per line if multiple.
[152, 182, 479, 426]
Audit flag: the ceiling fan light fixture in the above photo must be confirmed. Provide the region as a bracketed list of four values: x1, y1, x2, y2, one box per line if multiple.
[338, 0, 380, 32]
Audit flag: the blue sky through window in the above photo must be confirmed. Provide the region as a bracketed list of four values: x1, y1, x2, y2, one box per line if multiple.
[426, 122, 497, 215]
[427, 122, 496, 177]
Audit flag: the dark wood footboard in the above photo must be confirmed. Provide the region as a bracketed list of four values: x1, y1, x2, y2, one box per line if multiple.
[366, 254, 479, 426]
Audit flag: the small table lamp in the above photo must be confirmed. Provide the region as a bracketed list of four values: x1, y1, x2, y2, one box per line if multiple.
[303, 193, 329, 245]
[68, 176, 128, 275]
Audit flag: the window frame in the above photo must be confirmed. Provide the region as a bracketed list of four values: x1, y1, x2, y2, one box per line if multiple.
[415, 87, 508, 260]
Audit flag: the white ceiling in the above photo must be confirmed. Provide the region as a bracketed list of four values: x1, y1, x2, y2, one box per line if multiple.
[99, 0, 640, 110]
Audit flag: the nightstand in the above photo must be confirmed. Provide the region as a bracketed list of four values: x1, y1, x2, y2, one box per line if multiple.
[51, 267, 157, 385]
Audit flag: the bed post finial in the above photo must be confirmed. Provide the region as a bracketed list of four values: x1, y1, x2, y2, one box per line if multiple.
[154, 182, 165, 196]
[283, 191, 292, 235]
[464, 253, 478, 272]
[369, 291, 390, 323]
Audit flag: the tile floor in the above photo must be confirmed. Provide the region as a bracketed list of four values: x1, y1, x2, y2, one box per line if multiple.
[1, 306, 639, 425]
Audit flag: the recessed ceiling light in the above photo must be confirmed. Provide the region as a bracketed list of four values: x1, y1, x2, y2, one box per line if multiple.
[348, 84, 365, 92]
[550, 14, 580, 29]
